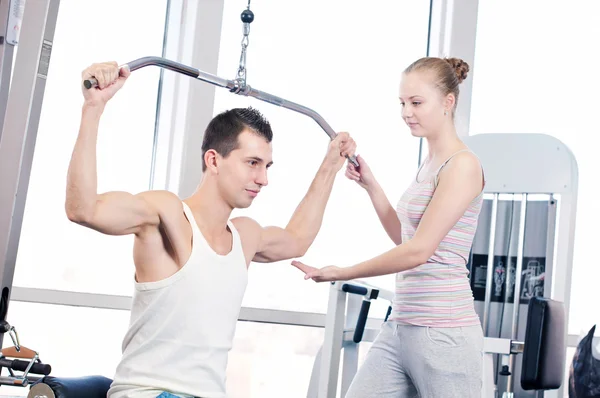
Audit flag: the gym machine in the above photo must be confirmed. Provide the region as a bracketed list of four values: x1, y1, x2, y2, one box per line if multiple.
[307, 133, 578, 398]
[0, 0, 357, 396]
[0, 319, 52, 388]
[0, 0, 59, 394]
[308, 281, 565, 398]
[0, 0, 580, 397]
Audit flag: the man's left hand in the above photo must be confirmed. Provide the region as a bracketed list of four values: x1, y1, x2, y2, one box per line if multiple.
[325, 132, 357, 171]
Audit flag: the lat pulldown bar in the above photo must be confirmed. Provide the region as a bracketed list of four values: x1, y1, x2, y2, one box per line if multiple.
[83, 56, 359, 167]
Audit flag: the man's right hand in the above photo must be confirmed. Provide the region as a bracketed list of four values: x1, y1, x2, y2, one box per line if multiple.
[81, 61, 130, 107]
[345, 155, 376, 191]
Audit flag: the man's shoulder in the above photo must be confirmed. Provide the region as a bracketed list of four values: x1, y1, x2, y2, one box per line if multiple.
[230, 217, 263, 263]
[231, 216, 261, 233]
[231, 217, 265, 245]
[136, 190, 182, 208]
[136, 191, 185, 224]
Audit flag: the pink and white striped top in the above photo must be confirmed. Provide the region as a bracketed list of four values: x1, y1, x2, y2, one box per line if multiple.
[391, 149, 484, 327]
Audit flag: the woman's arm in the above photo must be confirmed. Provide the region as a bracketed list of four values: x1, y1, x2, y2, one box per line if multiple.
[365, 180, 402, 245]
[346, 155, 402, 245]
[295, 152, 484, 281]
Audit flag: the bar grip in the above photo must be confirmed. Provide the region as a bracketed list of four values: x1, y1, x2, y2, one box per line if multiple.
[83, 78, 97, 89]
[0, 358, 51, 375]
[341, 283, 368, 296]
[353, 300, 371, 343]
[83, 56, 200, 89]
[347, 154, 359, 168]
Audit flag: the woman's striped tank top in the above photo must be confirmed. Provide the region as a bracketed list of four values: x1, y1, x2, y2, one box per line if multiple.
[390, 149, 484, 327]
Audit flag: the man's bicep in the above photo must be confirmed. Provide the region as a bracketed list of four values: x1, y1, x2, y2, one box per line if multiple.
[254, 226, 303, 263]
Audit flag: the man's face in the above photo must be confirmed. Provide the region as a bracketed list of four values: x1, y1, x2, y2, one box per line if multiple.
[217, 129, 273, 209]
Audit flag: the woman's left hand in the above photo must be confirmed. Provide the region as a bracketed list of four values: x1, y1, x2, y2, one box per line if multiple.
[292, 261, 345, 282]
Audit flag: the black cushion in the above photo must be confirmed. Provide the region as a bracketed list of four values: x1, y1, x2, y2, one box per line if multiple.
[38, 375, 112, 398]
[521, 297, 566, 390]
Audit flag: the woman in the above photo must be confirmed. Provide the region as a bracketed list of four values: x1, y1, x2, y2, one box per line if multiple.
[293, 57, 485, 397]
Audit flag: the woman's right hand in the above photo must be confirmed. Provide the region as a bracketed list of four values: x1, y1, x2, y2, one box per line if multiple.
[345, 155, 375, 191]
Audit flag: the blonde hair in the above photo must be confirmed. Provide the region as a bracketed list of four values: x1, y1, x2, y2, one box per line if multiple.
[404, 57, 470, 113]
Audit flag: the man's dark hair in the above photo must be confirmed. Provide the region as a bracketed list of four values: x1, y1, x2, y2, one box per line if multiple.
[201, 107, 273, 171]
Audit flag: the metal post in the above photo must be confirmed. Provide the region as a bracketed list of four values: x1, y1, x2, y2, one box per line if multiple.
[483, 194, 499, 335]
[549, 190, 578, 398]
[544, 196, 558, 300]
[317, 282, 347, 397]
[0, 0, 61, 345]
[505, 194, 528, 393]
[340, 294, 361, 397]
[0, 0, 21, 137]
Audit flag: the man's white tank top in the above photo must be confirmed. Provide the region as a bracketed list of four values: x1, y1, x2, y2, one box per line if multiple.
[108, 202, 248, 398]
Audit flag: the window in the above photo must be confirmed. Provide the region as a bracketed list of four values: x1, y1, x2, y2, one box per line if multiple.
[212, 0, 431, 313]
[13, 0, 168, 296]
[228, 321, 371, 398]
[469, 1, 600, 335]
[227, 322, 323, 397]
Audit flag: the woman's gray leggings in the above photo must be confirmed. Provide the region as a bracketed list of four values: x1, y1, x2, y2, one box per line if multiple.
[345, 321, 484, 398]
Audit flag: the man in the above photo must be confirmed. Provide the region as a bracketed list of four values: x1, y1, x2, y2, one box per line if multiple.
[65, 62, 356, 398]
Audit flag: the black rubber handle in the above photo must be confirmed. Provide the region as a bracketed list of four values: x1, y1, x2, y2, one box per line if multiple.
[0, 320, 10, 333]
[0, 358, 51, 375]
[384, 305, 392, 322]
[342, 283, 368, 296]
[353, 300, 371, 343]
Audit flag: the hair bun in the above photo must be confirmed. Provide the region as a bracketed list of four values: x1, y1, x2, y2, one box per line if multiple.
[444, 57, 470, 84]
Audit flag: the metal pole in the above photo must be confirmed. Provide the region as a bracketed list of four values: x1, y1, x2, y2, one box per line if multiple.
[0, 0, 19, 138]
[0, 0, 61, 345]
[341, 294, 361, 397]
[506, 194, 528, 393]
[318, 282, 348, 397]
[544, 196, 558, 299]
[483, 194, 499, 335]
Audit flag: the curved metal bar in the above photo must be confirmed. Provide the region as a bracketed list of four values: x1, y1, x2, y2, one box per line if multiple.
[83, 56, 208, 88]
[246, 87, 338, 141]
[83, 56, 358, 166]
